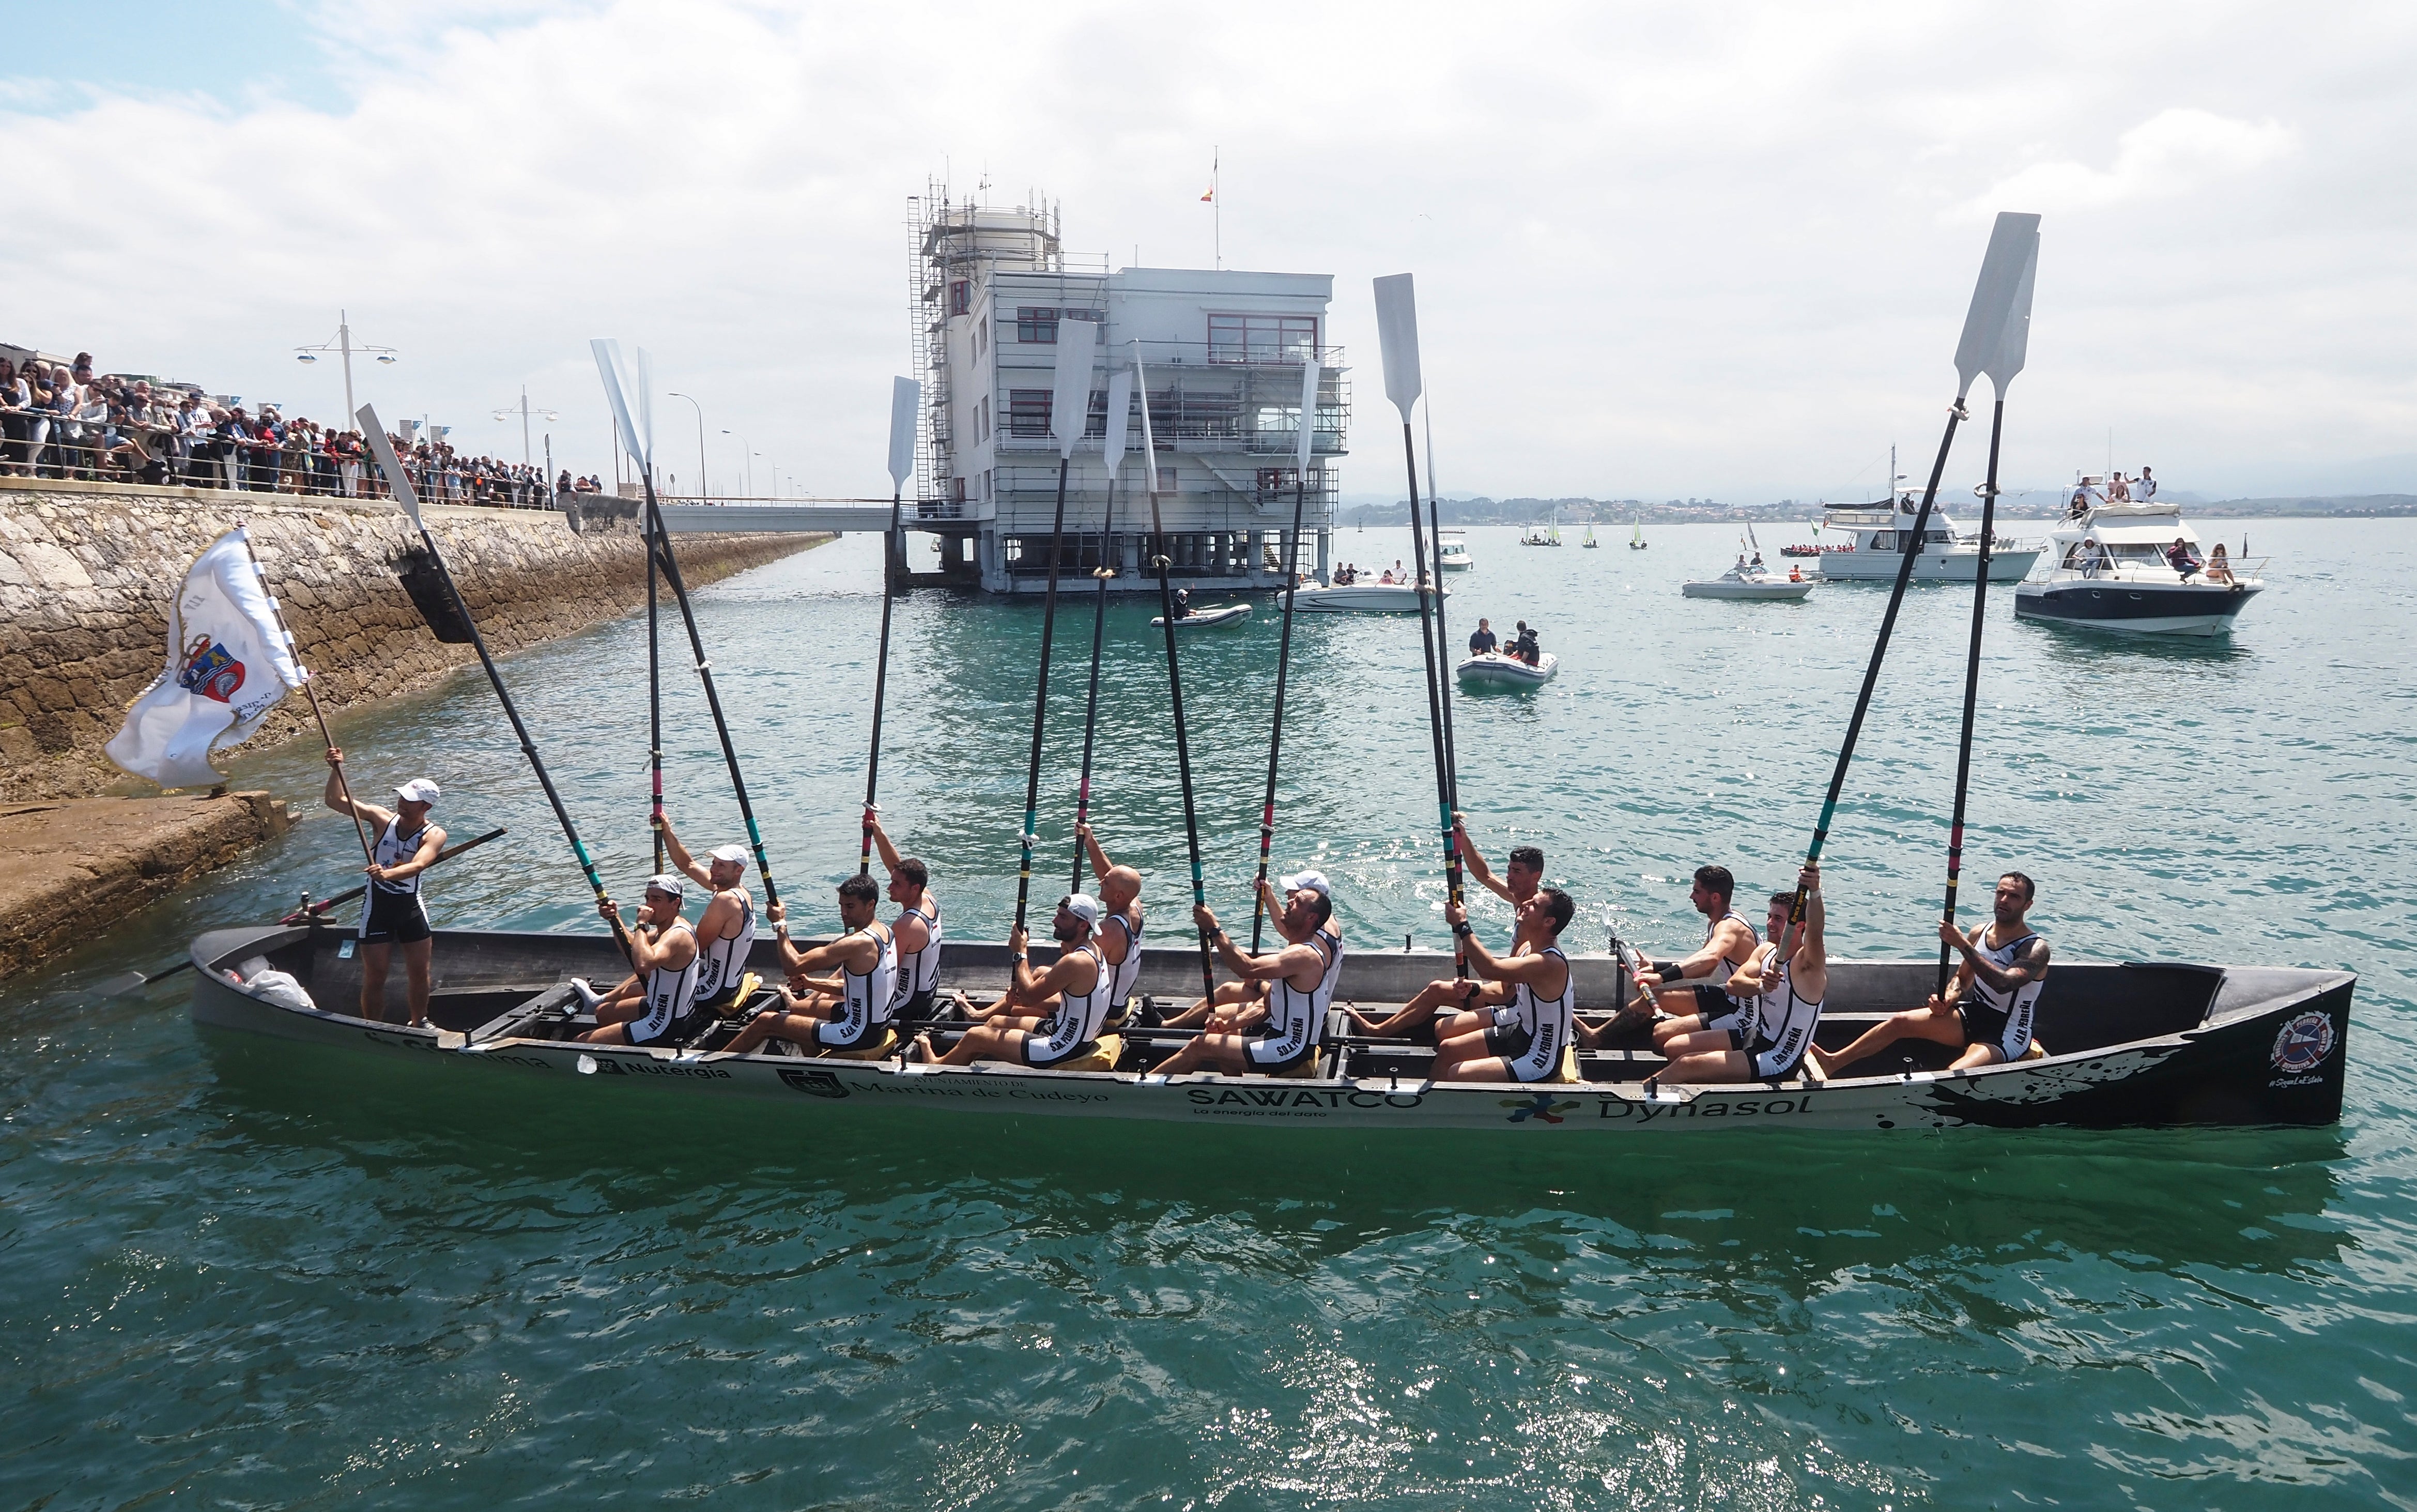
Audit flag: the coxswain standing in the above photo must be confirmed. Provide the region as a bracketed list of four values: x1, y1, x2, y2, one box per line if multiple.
[722, 874, 898, 1055]
[1148, 873, 1343, 1078]
[1654, 865, 1827, 1085]
[576, 874, 699, 1046]
[1810, 872, 2050, 1077]
[1429, 889, 1578, 1084]
[865, 813, 943, 1024]
[322, 749, 444, 1026]
[918, 894, 1112, 1068]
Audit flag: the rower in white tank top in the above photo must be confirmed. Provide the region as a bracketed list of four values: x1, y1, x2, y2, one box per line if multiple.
[1025, 940, 1112, 1066]
[691, 888, 756, 1013]
[1504, 944, 1574, 1083]
[627, 919, 702, 1046]
[816, 919, 898, 1048]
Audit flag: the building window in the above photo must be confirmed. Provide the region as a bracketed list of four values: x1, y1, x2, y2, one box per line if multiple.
[974, 321, 987, 360]
[1008, 389, 1052, 437]
[953, 476, 967, 501]
[974, 396, 989, 444]
[1208, 314, 1320, 363]
[1017, 307, 1058, 343]
[1153, 466, 1178, 492]
[949, 280, 971, 316]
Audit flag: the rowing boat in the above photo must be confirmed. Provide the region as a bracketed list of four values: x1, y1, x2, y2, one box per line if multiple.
[188, 924, 2352, 1131]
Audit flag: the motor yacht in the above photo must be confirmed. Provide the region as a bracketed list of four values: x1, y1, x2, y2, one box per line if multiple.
[2014, 496, 2262, 636]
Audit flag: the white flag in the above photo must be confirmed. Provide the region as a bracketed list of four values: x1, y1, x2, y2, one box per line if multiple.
[104, 528, 302, 789]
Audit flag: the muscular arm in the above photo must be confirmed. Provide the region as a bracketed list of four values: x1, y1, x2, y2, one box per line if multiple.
[867, 814, 905, 876]
[1963, 931, 2049, 995]
[1078, 822, 1115, 887]
[1457, 928, 1558, 989]
[657, 816, 710, 887]
[380, 824, 448, 882]
[1453, 814, 1513, 904]
[322, 755, 392, 829]
[1653, 917, 1756, 983]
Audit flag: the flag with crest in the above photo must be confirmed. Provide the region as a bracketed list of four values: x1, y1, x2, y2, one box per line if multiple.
[105, 528, 302, 788]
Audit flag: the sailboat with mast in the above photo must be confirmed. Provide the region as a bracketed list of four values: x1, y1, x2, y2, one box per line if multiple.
[1628, 515, 1646, 550]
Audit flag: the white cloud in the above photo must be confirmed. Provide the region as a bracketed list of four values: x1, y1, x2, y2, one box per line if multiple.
[1956, 107, 2293, 220]
[0, 0, 2411, 502]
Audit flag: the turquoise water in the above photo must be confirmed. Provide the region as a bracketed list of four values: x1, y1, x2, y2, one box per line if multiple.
[6, 519, 2412, 1507]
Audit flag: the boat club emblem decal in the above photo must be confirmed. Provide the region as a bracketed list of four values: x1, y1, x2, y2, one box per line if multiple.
[1502, 1093, 1581, 1125]
[176, 636, 247, 703]
[2270, 1012, 2335, 1074]
[777, 1068, 850, 1099]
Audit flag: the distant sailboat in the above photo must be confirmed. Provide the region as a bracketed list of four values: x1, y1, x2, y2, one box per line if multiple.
[1582, 521, 1599, 548]
[1628, 515, 1647, 551]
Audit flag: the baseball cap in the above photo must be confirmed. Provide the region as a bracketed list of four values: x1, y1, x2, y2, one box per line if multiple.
[1280, 870, 1332, 899]
[393, 778, 440, 805]
[709, 844, 749, 869]
[643, 872, 685, 899]
[1059, 892, 1102, 929]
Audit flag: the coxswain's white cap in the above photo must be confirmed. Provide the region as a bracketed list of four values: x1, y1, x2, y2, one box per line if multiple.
[709, 844, 749, 868]
[1060, 892, 1102, 929]
[394, 778, 440, 805]
[643, 872, 686, 899]
[1280, 870, 1333, 899]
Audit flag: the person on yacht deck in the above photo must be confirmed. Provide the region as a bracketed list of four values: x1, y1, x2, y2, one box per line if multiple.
[2166, 537, 2202, 579]
[2206, 542, 2236, 585]
[2134, 467, 2158, 500]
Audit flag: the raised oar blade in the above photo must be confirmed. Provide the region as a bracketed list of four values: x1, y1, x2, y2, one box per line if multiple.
[1132, 352, 1162, 495]
[1294, 358, 1320, 474]
[355, 404, 421, 528]
[590, 340, 650, 471]
[635, 347, 657, 477]
[1952, 212, 2042, 399]
[887, 376, 920, 491]
[1102, 367, 1134, 469]
[1984, 230, 2040, 395]
[1372, 273, 1422, 423]
[1050, 315, 1101, 461]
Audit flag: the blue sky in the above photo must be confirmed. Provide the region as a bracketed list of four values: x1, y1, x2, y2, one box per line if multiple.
[4, 2, 350, 114]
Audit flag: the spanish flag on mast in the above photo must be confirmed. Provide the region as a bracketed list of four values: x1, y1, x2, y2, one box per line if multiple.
[1202, 148, 1217, 201]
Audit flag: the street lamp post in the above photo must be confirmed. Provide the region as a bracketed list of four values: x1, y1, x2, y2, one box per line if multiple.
[668, 392, 708, 502]
[293, 309, 398, 430]
[490, 387, 560, 467]
[721, 429, 753, 498]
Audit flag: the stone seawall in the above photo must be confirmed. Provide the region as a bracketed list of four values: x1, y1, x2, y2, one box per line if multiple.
[0, 482, 830, 802]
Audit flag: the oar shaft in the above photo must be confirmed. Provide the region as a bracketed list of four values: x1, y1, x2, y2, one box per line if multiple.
[1937, 397, 2007, 995]
[1249, 477, 1310, 953]
[282, 826, 507, 921]
[1398, 422, 1465, 977]
[1072, 482, 1114, 894]
[648, 514, 664, 874]
[1785, 397, 1966, 943]
[1014, 456, 1075, 938]
[1421, 414, 1461, 804]
[1146, 488, 1215, 1001]
[863, 489, 903, 875]
[641, 486, 781, 911]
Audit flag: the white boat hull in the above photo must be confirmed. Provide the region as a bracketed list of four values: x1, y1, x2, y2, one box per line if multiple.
[1812, 548, 2039, 582]
[1151, 603, 1252, 629]
[1456, 652, 1559, 688]
[1292, 584, 1446, 613]
[1682, 578, 1815, 600]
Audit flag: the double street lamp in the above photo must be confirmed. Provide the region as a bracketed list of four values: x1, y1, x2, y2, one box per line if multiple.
[491, 386, 560, 467]
[293, 309, 397, 429]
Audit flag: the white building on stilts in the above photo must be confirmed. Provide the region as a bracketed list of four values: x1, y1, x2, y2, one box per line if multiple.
[905, 183, 1348, 594]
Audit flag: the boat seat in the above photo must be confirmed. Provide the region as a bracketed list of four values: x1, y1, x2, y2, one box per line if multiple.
[1050, 1035, 1122, 1074]
[817, 1026, 900, 1061]
[2020, 1039, 2048, 1062]
[1547, 1046, 1581, 1085]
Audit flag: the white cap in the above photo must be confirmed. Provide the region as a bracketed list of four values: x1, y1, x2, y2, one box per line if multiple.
[394, 778, 440, 805]
[709, 844, 749, 869]
[1280, 870, 1332, 899]
[1059, 892, 1102, 930]
[642, 872, 685, 900]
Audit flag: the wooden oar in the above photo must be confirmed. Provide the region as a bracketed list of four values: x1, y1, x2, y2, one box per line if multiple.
[1373, 274, 1466, 976]
[1011, 316, 1099, 945]
[359, 403, 632, 960]
[1248, 358, 1322, 952]
[1779, 213, 2041, 961]
[276, 825, 509, 924]
[1071, 366, 1131, 892]
[1133, 346, 1217, 1001]
[592, 342, 784, 916]
[1936, 220, 2039, 993]
[865, 376, 920, 874]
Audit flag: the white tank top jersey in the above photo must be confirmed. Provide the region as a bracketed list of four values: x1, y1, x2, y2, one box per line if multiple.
[1258, 927, 1342, 1061]
[1508, 945, 1574, 1081]
[844, 921, 901, 1028]
[370, 817, 428, 895]
[1101, 911, 1145, 1006]
[1968, 929, 2045, 1042]
[690, 888, 756, 1008]
[897, 893, 943, 997]
[1707, 907, 1761, 1015]
[1749, 941, 1823, 1069]
[1037, 941, 1113, 1055]
[639, 921, 702, 1029]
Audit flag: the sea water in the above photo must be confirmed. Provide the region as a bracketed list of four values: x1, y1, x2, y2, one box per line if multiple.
[4, 519, 2411, 1508]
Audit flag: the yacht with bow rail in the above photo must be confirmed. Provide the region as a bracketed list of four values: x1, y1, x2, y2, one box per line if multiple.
[2013, 484, 2264, 636]
[1807, 486, 2040, 582]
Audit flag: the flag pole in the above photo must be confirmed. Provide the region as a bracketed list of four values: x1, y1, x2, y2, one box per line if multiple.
[236, 527, 372, 869]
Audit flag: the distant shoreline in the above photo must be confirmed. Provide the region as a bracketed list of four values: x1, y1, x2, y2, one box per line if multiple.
[1342, 493, 2417, 526]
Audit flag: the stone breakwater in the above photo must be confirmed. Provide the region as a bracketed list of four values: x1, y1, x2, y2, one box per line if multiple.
[0, 482, 830, 803]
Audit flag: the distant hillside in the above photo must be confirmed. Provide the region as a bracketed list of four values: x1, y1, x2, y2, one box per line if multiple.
[1342, 493, 2417, 526]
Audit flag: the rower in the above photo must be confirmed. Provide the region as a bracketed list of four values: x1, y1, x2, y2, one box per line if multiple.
[323, 748, 444, 1026]
[1653, 866, 1828, 1085]
[721, 874, 897, 1055]
[1627, 865, 1759, 1051]
[1148, 874, 1343, 1078]
[865, 812, 943, 1025]
[916, 894, 1111, 1068]
[1429, 888, 1577, 1083]
[1157, 870, 1296, 1029]
[1809, 872, 2050, 1077]
[1350, 814, 1538, 1041]
[576, 875, 700, 1046]
[657, 813, 756, 1021]
[1075, 820, 1145, 1024]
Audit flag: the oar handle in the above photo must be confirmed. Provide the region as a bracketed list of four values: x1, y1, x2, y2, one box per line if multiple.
[280, 826, 509, 922]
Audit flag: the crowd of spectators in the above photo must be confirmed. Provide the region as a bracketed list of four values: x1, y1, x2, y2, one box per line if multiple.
[0, 348, 607, 508]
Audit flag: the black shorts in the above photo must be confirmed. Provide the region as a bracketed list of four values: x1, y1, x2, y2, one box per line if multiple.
[898, 988, 936, 1024]
[359, 889, 431, 945]
[1484, 1021, 1534, 1061]
[1692, 984, 1729, 1016]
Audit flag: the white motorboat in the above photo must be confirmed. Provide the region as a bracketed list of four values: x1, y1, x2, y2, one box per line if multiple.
[1436, 531, 1474, 572]
[1292, 581, 1446, 613]
[1456, 651, 1559, 688]
[1150, 602, 1252, 629]
[1809, 489, 2039, 582]
[2014, 495, 2264, 637]
[1683, 562, 1815, 601]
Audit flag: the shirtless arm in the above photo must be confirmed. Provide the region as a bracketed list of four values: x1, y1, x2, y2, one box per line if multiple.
[377, 824, 449, 884]
[1645, 916, 1756, 986]
[1448, 902, 1554, 988]
[1195, 904, 1312, 982]
[1076, 821, 1116, 887]
[867, 813, 905, 875]
[321, 748, 393, 829]
[1452, 813, 1513, 904]
[657, 814, 711, 888]
[1943, 922, 2050, 995]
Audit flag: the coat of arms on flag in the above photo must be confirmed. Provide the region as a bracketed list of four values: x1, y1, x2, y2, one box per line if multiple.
[105, 528, 303, 789]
